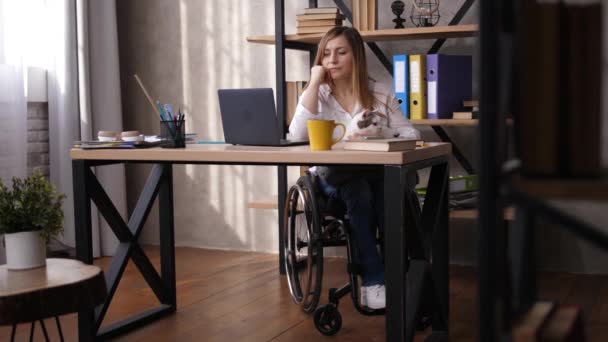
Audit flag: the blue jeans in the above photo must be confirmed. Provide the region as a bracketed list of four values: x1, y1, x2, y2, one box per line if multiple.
[318, 174, 385, 286]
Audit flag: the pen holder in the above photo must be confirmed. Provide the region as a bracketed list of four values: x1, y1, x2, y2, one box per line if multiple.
[160, 119, 186, 148]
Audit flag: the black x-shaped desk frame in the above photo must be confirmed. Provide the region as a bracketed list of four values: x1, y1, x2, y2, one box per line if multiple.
[72, 152, 449, 342]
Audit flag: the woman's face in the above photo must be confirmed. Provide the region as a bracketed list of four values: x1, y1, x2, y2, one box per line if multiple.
[321, 35, 354, 82]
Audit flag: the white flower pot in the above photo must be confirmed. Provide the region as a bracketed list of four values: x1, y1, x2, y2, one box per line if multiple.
[4, 231, 47, 270]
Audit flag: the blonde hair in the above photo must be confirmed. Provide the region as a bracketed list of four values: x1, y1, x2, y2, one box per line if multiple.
[313, 27, 374, 110]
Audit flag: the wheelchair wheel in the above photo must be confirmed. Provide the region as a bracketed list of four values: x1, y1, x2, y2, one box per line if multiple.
[313, 304, 342, 336]
[283, 177, 323, 314]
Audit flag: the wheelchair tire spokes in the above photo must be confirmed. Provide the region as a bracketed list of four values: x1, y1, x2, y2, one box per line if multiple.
[283, 180, 324, 314]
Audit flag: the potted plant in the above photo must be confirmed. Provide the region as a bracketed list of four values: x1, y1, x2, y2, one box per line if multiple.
[0, 171, 65, 270]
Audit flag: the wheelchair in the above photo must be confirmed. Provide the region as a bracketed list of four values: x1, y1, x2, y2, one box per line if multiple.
[282, 172, 442, 338]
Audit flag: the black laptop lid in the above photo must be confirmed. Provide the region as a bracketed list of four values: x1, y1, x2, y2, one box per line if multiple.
[218, 88, 282, 146]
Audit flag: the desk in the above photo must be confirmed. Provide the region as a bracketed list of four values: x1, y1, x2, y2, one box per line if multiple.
[70, 142, 451, 342]
[0, 259, 106, 341]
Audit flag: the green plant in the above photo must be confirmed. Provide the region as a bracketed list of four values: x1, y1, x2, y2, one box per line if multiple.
[0, 171, 66, 243]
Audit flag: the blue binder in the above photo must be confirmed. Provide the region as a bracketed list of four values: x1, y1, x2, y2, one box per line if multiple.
[393, 54, 409, 118]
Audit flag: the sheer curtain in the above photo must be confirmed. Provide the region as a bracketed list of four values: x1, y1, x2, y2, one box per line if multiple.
[47, 0, 126, 257]
[0, 1, 31, 263]
[0, 0, 125, 258]
[0, 1, 28, 182]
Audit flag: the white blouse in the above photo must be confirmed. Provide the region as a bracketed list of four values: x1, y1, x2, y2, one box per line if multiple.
[288, 81, 421, 141]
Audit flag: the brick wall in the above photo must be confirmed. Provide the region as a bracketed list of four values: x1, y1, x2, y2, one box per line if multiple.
[26, 102, 49, 176]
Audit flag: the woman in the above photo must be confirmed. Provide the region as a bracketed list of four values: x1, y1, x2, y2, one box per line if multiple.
[289, 27, 421, 310]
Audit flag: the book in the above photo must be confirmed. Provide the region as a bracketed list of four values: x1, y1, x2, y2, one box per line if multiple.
[518, 0, 560, 176]
[297, 25, 339, 34]
[296, 19, 342, 27]
[393, 54, 409, 118]
[426, 54, 472, 119]
[539, 305, 585, 341]
[453, 111, 478, 120]
[74, 140, 163, 149]
[463, 100, 478, 107]
[359, 0, 368, 32]
[296, 13, 344, 21]
[352, 0, 360, 30]
[343, 138, 419, 152]
[513, 301, 556, 342]
[409, 55, 427, 119]
[303, 7, 339, 15]
[563, 3, 601, 177]
[285, 80, 306, 128]
[368, 0, 377, 30]
[449, 174, 478, 193]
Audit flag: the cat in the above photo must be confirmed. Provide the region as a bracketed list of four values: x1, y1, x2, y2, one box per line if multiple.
[346, 110, 399, 139]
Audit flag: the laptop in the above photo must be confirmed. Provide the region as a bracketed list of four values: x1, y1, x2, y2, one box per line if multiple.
[218, 88, 308, 146]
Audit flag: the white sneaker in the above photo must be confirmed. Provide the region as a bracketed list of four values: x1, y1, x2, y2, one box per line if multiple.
[360, 284, 386, 309]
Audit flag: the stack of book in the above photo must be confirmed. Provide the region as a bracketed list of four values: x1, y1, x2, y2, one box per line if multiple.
[352, 0, 377, 31]
[285, 81, 307, 128]
[453, 100, 479, 120]
[296, 7, 344, 35]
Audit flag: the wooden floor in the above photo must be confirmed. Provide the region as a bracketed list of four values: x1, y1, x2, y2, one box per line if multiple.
[2, 246, 608, 341]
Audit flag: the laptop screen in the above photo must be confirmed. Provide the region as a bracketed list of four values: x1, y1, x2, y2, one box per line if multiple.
[218, 88, 283, 146]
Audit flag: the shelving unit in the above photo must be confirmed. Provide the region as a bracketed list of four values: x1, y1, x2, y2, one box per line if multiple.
[249, 1, 479, 341]
[479, 1, 607, 341]
[250, 0, 478, 175]
[249, 1, 479, 227]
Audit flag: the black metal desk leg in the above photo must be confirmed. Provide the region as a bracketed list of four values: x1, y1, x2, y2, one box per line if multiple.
[159, 163, 176, 310]
[278, 165, 287, 274]
[384, 165, 407, 342]
[72, 160, 96, 341]
[431, 162, 450, 331]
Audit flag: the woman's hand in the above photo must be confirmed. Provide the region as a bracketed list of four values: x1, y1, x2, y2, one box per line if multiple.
[310, 65, 331, 87]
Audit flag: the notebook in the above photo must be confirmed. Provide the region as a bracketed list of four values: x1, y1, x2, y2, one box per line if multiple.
[218, 88, 308, 146]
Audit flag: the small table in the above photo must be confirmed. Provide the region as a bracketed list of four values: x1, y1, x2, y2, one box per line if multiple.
[0, 258, 106, 341]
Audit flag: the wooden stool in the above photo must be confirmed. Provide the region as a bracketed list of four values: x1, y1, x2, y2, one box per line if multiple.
[0, 258, 106, 341]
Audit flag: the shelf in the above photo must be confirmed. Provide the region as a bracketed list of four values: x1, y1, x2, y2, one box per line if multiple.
[247, 198, 278, 210]
[411, 118, 513, 126]
[247, 24, 479, 45]
[513, 177, 608, 200]
[450, 207, 515, 221]
[411, 119, 479, 126]
[248, 198, 516, 221]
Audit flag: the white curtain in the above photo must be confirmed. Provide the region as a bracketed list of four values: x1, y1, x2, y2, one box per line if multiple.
[0, 1, 28, 183]
[47, 0, 126, 257]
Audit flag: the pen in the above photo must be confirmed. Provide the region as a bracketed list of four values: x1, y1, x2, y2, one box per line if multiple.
[164, 104, 174, 121]
[156, 101, 167, 121]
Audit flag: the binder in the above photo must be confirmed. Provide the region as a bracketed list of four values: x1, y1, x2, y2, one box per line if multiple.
[393, 54, 409, 118]
[409, 55, 427, 120]
[426, 54, 473, 119]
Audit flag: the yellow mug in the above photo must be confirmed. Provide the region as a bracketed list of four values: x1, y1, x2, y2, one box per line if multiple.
[307, 119, 346, 151]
